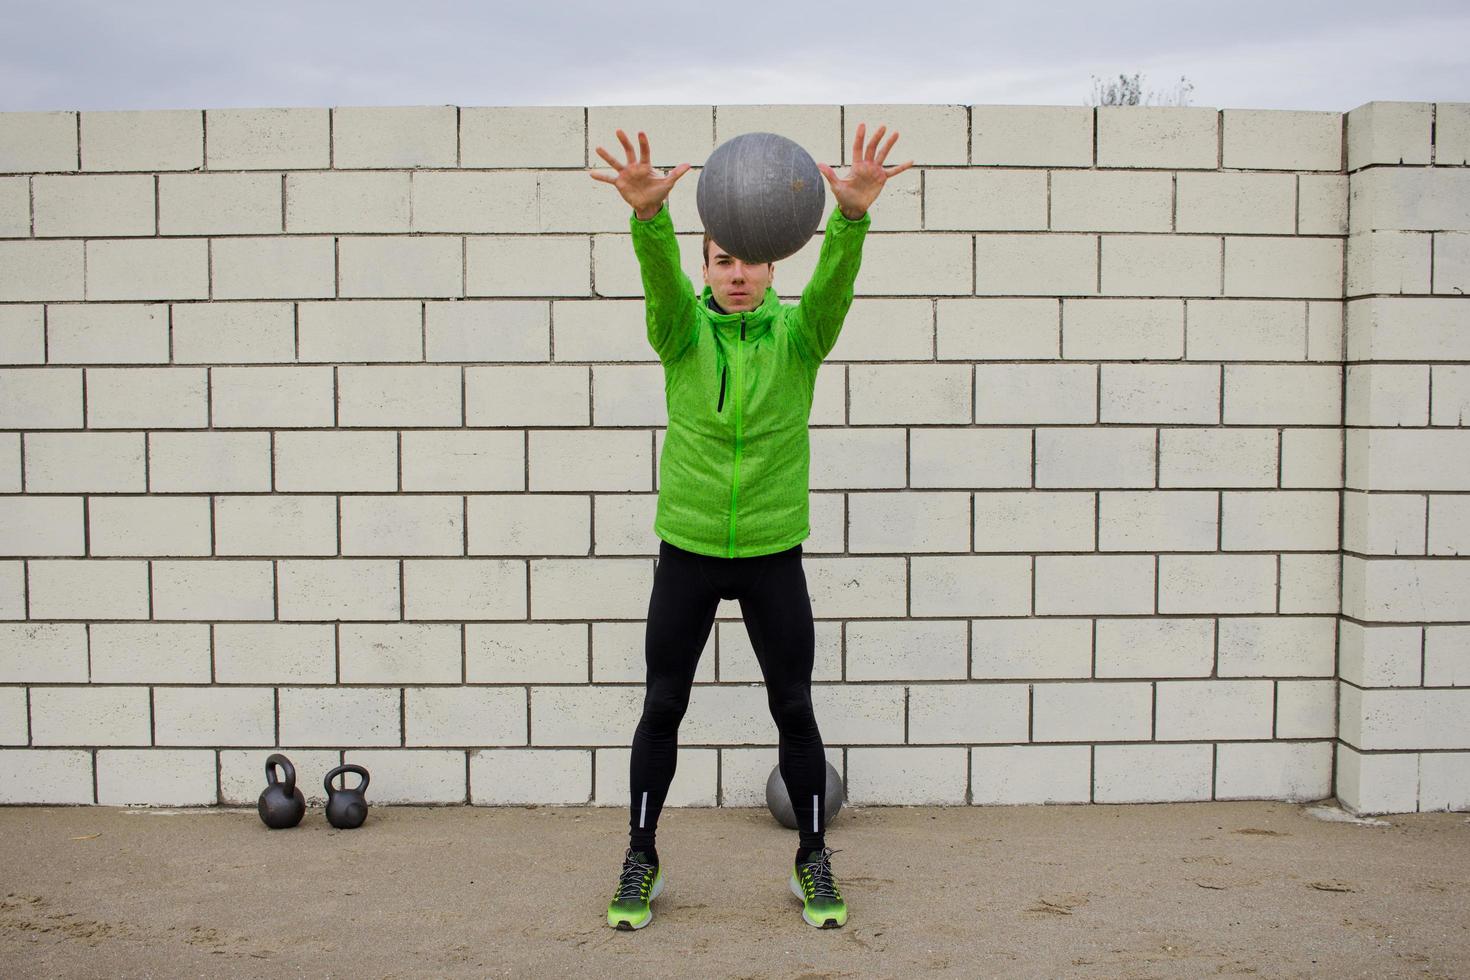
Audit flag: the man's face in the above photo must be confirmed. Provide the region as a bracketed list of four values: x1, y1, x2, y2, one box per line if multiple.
[703, 241, 774, 314]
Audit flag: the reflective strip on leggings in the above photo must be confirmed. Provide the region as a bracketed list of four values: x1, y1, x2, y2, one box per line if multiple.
[639, 791, 648, 828]
[812, 794, 818, 832]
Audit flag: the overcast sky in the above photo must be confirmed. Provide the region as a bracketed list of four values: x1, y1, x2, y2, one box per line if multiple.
[1, 0, 1465, 114]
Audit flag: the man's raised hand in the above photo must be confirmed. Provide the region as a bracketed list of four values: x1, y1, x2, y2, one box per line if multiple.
[589, 129, 691, 220]
[816, 123, 913, 220]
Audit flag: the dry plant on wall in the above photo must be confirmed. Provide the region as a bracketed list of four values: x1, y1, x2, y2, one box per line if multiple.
[1087, 72, 1196, 106]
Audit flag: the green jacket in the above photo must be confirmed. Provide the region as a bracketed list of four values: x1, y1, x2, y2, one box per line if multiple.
[630, 202, 871, 558]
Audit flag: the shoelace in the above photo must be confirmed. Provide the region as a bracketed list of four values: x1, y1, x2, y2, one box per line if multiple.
[615, 850, 656, 901]
[801, 847, 843, 899]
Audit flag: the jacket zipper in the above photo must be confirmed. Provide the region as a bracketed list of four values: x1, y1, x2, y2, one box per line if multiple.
[726, 314, 745, 556]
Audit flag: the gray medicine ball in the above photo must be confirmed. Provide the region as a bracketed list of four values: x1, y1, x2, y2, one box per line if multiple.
[765, 761, 845, 829]
[697, 132, 825, 265]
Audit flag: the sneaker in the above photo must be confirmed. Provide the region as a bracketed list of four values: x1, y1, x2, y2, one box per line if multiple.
[789, 846, 847, 928]
[607, 848, 664, 930]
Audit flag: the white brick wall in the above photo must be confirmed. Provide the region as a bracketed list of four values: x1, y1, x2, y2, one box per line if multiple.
[1, 100, 1465, 816]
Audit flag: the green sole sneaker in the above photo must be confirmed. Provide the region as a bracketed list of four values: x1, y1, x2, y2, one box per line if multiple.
[789, 847, 848, 929]
[608, 850, 665, 931]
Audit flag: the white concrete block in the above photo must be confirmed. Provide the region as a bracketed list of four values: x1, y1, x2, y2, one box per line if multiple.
[461, 106, 584, 168]
[1223, 109, 1342, 171]
[85, 239, 209, 301]
[0, 749, 93, 803]
[1097, 106, 1217, 169]
[1159, 428, 1278, 488]
[847, 746, 967, 804]
[341, 495, 465, 556]
[1215, 741, 1332, 801]
[1218, 616, 1336, 679]
[1185, 299, 1305, 362]
[847, 491, 970, 554]
[402, 430, 524, 492]
[971, 106, 1092, 167]
[343, 623, 463, 684]
[343, 748, 466, 803]
[0, 111, 77, 172]
[88, 495, 210, 557]
[1095, 743, 1213, 803]
[471, 748, 591, 805]
[332, 106, 456, 168]
[1098, 490, 1216, 552]
[31, 685, 152, 745]
[96, 749, 216, 806]
[405, 687, 527, 746]
[339, 235, 463, 299]
[466, 235, 590, 297]
[924, 169, 1046, 231]
[172, 301, 295, 364]
[1036, 427, 1156, 488]
[154, 686, 275, 745]
[0, 241, 84, 301]
[976, 491, 1095, 552]
[278, 686, 401, 746]
[403, 559, 527, 620]
[467, 622, 587, 684]
[205, 107, 330, 169]
[27, 559, 150, 620]
[972, 618, 1091, 680]
[33, 174, 154, 237]
[47, 302, 170, 364]
[152, 559, 275, 621]
[85, 366, 208, 428]
[277, 559, 400, 621]
[1033, 681, 1152, 742]
[215, 622, 336, 683]
[1096, 618, 1214, 678]
[1036, 555, 1155, 615]
[972, 744, 1092, 805]
[23, 431, 146, 492]
[975, 233, 1097, 296]
[1156, 680, 1273, 740]
[211, 236, 336, 300]
[90, 623, 210, 683]
[907, 683, 1029, 743]
[159, 172, 281, 235]
[1102, 234, 1220, 297]
[80, 110, 201, 172]
[286, 171, 410, 233]
[1276, 680, 1335, 739]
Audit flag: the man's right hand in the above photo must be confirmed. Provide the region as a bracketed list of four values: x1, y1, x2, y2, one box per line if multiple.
[589, 129, 691, 220]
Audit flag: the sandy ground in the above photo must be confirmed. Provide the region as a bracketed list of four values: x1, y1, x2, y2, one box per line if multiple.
[1, 798, 1466, 979]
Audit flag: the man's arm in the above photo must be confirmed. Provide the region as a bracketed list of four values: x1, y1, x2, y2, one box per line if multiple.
[789, 208, 871, 365]
[629, 201, 698, 365]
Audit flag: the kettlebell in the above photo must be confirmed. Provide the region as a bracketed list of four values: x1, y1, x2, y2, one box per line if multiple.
[323, 764, 371, 830]
[258, 753, 306, 830]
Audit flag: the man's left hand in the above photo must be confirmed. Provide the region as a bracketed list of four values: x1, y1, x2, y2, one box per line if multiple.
[817, 123, 914, 220]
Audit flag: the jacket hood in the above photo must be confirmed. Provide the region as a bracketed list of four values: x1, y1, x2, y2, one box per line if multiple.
[700, 285, 780, 341]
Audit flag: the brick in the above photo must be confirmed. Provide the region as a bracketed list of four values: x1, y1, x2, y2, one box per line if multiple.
[911, 428, 1030, 489]
[1098, 490, 1216, 552]
[80, 110, 201, 171]
[0, 367, 82, 427]
[855, 233, 971, 296]
[1430, 365, 1470, 427]
[1096, 618, 1213, 678]
[1281, 428, 1342, 490]
[592, 365, 665, 426]
[1184, 300, 1305, 361]
[1036, 428, 1156, 489]
[1216, 741, 1332, 801]
[971, 106, 1091, 167]
[342, 623, 462, 684]
[972, 745, 1091, 804]
[1102, 234, 1219, 297]
[285, 171, 410, 233]
[33, 174, 154, 237]
[154, 686, 274, 745]
[844, 104, 967, 166]
[528, 430, 651, 492]
[0, 623, 88, 681]
[938, 298, 1055, 360]
[1102, 363, 1219, 424]
[332, 106, 455, 168]
[219, 749, 341, 805]
[337, 364, 462, 426]
[1429, 495, 1470, 556]
[1351, 168, 1470, 234]
[274, 430, 398, 491]
[425, 300, 548, 362]
[406, 687, 526, 746]
[1435, 233, 1470, 295]
[1423, 626, 1470, 687]
[907, 683, 1028, 743]
[0, 241, 84, 301]
[0, 176, 27, 236]
[171, 301, 293, 363]
[1335, 742, 1417, 814]
[1346, 101, 1433, 171]
[1346, 298, 1470, 362]
[151, 559, 273, 620]
[1300, 174, 1349, 236]
[1306, 300, 1343, 362]
[977, 363, 1095, 424]
[24, 431, 144, 492]
[976, 233, 1097, 296]
[1345, 555, 1470, 623]
[811, 429, 899, 490]
[148, 431, 271, 492]
[298, 299, 423, 363]
[1097, 106, 1217, 169]
[1221, 490, 1339, 551]
[1095, 743, 1212, 803]
[847, 747, 966, 804]
[413, 171, 538, 233]
[1159, 554, 1276, 614]
[402, 430, 524, 492]
[96, 749, 216, 805]
[31, 686, 151, 745]
[1159, 428, 1278, 488]
[1063, 298, 1182, 360]
[592, 493, 662, 557]
[467, 622, 586, 684]
[539, 169, 648, 234]
[0, 304, 45, 364]
[339, 235, 463, 299]
[527, 557, 647, 620]
[28, 559, 149, 619]
[806, 555, 910, 618]
[845, 619, 966, 680]
[210, 366, 335, 427]
[1277, 680, 1335, 739]
[461, 106, 584, 168]
[1036, 555, 1154, 615]
[587, 107, 713, 169]
[1222, 109, 1342, 171]
[0, 687, 25, 744]
[0, 111, 77, 172]
[1345, 364, 1429, 427]
[847, 364, 969, 425]
[1346, 230, 1432, 297]
[548, 300, 646, 362]
[84, 237, 211, 306]
[1438, 102, 1470, 166]
[88, 495, 210, 556]
[923, 170, 1046, 231]
[47, 302, 170, 363]
[0, 749, 93, 803]
[464, 364, 588, 426]
[1033, 681, 1152, 741]
[403, 559, 527, 620]
[90, 623, 210, 683]
[1157, 680, 1272, 740]
[595, 747, 716, 806]
[85, 367, 208, 428]
[847, 491, 969, 554]
[1227, 236, 1343, 299]
[215, 623, 335, 683]
[342, 495, 464, 556]
[1346, 430, 1470, 491]
[972, 618, 1091, 679]
[1420, 752, 1470, 811]
[975, 491, 1094, 552]
[279, 686, 401, 746]
[342, 748, 466, 803]
[1339, 621, 1422, 686]
[211, 236, 335, 300]
[158, 172, 281, 235]
[1219, 617, 1336, 678]
[467, 236, 590, 297]
[466, 494, 588, 555]
[277, 559, 400, 621]
[0, 558, 19, 613]
[1180, 172, 1297, 235]
[205, 107, 330, 169]
[471, 748, 591, 804]
[1280, 552, 1340, 614]
[1341, 686, 1470, 750]
[531, 685, 646, 745]
[1054, 170, 1172, 232]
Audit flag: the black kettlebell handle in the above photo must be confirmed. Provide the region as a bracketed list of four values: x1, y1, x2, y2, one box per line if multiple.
[265, 753, 297, 792]
[324, 764, 370, 796]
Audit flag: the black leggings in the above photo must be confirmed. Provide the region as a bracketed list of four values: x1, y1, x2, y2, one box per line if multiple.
[629, 538, 827, 854]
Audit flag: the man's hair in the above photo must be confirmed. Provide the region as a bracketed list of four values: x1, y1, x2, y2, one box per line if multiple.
[702, 232, 772, 269]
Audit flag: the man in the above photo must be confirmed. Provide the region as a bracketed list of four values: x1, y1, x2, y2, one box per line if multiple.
[589, 124, 910, 930]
